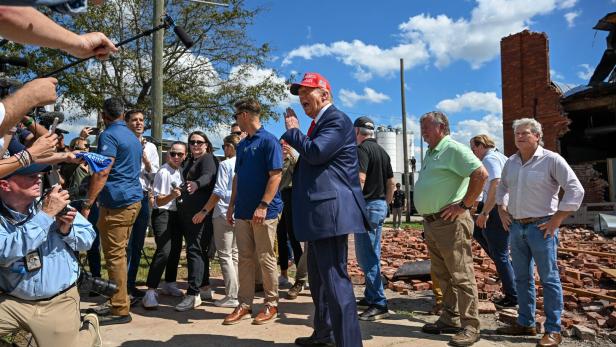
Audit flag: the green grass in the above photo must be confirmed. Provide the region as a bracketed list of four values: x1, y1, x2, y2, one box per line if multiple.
[383, 221, 423, 230]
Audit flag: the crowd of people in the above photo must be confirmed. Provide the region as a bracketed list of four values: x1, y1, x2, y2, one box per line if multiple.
[0, 2, 587, 347]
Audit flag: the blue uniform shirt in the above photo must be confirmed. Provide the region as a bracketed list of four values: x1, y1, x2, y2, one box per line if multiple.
[234, 126, 283, 220]
[96, 120, 143, 208]
[0, 202, 95, 300]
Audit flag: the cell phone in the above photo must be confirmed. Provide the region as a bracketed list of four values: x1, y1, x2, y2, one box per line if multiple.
[89, 127, 101, 135]
[48, 117, 59, 134]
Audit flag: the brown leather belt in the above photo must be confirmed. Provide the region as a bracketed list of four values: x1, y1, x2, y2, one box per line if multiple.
[422, 212, 442, 223]
[513, 216, 549, 225]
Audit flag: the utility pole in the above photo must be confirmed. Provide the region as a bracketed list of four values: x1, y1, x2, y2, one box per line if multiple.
[400, 58, 411, 223]
[152, 0, 164, 160]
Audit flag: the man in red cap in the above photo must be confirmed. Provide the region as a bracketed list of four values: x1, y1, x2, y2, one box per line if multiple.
[282, 72, 369, 347]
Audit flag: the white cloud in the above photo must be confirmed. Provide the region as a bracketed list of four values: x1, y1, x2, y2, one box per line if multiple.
[577, 64, 594, 81]
[436, 91, 502, 115]
[550, 69, 565, 81]
[229, 65, 297, 107]
[398, 0, 573, 69]
[564, 11, 580, 28]
[339, 87, 391, 108]
[557, 0, 578, 9]
[451, 114, 504, 151]
[282, 40, 429, 80]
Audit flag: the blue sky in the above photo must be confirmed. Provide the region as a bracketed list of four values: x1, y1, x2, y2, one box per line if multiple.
[238, 0, 614, 156]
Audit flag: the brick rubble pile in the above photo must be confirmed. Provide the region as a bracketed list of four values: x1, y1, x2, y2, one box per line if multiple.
[347, 226, 616, 342]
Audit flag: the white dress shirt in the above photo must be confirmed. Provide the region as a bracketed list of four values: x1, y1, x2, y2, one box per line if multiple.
[140, 140, 160, 191]
[496, 146, 584, 219]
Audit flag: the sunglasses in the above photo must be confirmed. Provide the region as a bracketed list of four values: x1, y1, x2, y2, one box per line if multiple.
[73, 147, 87, 151]
[189, 140, 206, 146]
[231, 131, 243, 136]
[233, 111, 244, 120]
[169, 152, 185, 158]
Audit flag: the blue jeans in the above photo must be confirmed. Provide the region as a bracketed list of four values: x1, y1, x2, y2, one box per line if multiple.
[472, 209, 517, 301]
[510, 219, 562, 333]
[127, 194, 150, 291]
[354, 199, 387, 308]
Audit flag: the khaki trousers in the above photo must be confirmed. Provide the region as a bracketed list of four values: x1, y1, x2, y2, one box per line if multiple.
[424, 211, 480, 329]
[431, 269, 443, 305]
[0, 287, 96, 347]
[236, 218, 279, 308]
[97, 202, 141, 316]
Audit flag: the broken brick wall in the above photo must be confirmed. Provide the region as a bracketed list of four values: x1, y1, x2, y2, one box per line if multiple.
[500, 30, 570, 156]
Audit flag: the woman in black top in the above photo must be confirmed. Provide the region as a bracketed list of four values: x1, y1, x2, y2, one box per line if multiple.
[175, 131, 219, 311]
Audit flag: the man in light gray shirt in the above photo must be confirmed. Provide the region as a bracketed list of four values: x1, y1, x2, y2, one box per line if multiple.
[495, 118, 584, 347]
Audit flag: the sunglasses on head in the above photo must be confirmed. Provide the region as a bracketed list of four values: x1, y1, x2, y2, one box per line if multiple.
[169, 152, 185, 158]
[189, 140, 206, 146]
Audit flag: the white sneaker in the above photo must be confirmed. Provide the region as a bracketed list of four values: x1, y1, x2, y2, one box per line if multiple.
[278, 275, 290, 287]
[175, 294, 202, 312]
[83, 313, 101, 347]
[142, 289, 159, 310]
[214, 296, 239, 308]
[160, 282, 184, 297]
[200, 287, 213, 301]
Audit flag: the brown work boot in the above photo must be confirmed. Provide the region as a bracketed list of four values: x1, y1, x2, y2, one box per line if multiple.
[450, 326, 480, 347]
[252, 304, 278, 325]
[222, 305, 252, 325]
[537, 332, 562, 347]
[496, 322, 537, 336]
[287, 280, 305, 300]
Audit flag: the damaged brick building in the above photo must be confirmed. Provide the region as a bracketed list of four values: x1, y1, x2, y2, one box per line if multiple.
[500, 29, 616, 221]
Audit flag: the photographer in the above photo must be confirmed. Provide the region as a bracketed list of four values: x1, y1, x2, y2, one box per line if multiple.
[0, 163, 100, 347]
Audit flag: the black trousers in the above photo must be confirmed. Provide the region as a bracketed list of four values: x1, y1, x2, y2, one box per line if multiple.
[146, 209, 182, 289]
[178, 208, 212, 295]
[277, 188, 302, 271]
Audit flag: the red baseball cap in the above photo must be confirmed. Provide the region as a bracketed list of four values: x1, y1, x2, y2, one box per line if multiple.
[290, 72, 331, 95]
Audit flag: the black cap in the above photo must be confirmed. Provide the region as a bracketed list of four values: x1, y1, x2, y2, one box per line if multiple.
[353, 116, 375, 130]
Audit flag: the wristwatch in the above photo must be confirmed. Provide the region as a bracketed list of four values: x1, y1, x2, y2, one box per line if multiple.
[82, 201, 93, 210]
[458, 201, 472, 210]
[258, 200, 269, 209]
[480, 210, 490, 217]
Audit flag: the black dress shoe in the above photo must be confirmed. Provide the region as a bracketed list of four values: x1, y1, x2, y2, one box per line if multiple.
[359, 305, 390, 321]
[295, 336, 334, 346]
[493, 296, 518, 309]
[356, 298, 370, 309]
[99, 314, 132, 326]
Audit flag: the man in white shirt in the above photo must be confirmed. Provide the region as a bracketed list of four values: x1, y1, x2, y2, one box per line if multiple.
[125, 110, 159, 300]
[142, 141, 186, 308]
[496, 118, 584, 347]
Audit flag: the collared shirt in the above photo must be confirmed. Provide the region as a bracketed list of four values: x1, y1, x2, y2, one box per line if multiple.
[234, 126, 283, 220]
[481, 148, 508, 202]
[0, 202, 95, 300]
[96, 120, 143, 208]
[152, 163, 183, 211]
[313, 103, 331, 127]
[496, 146, 584, 219]
[413, 135, 482, 215]
[139, 140, 160, 191]
[212, 156, 236, 218]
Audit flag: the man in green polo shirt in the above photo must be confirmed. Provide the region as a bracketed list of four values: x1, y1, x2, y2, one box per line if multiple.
[414, 111, 487, 347]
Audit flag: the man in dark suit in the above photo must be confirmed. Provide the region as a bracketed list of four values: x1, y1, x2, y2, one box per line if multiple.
[282, 72, 369, 347]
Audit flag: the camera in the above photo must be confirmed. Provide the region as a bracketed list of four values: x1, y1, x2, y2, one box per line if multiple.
[78, 271, 119, 298]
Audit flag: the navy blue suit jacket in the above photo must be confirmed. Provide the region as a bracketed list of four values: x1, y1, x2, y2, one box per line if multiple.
[282, 105, 369, 241]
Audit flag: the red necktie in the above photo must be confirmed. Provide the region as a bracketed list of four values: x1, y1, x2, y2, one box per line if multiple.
[307, 120, 316, 138]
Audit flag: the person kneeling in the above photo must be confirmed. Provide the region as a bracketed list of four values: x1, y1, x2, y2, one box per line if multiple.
[0, 164, 99, 347]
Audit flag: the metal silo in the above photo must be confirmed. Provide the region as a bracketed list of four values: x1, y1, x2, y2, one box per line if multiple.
[376, 126, 398, 172]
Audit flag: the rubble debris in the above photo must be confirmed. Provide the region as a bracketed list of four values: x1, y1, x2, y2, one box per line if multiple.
[348, 225, 616, 338]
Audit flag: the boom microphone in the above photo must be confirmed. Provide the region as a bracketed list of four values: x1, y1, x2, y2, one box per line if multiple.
[173, 25, 194, 49]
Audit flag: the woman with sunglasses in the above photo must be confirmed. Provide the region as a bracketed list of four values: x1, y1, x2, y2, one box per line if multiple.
[192, 134, 241, 308]
[175, 131, 219, 311]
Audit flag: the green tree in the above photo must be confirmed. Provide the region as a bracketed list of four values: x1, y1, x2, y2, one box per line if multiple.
[7, 0, 288, 133]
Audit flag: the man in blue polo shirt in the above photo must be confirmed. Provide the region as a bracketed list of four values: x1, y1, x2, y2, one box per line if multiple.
[224, 97, 283, 326]
[83, 97, 142, 326]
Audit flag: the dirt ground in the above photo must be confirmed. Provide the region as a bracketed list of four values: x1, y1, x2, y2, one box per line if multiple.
[83, 278, 602, 347]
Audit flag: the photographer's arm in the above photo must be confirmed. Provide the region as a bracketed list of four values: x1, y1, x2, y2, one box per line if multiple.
[0, 6, 117, 59]
[82, 158, 114, 218]
[57, 212, 95, 252]
[0, 78, 57, 136]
